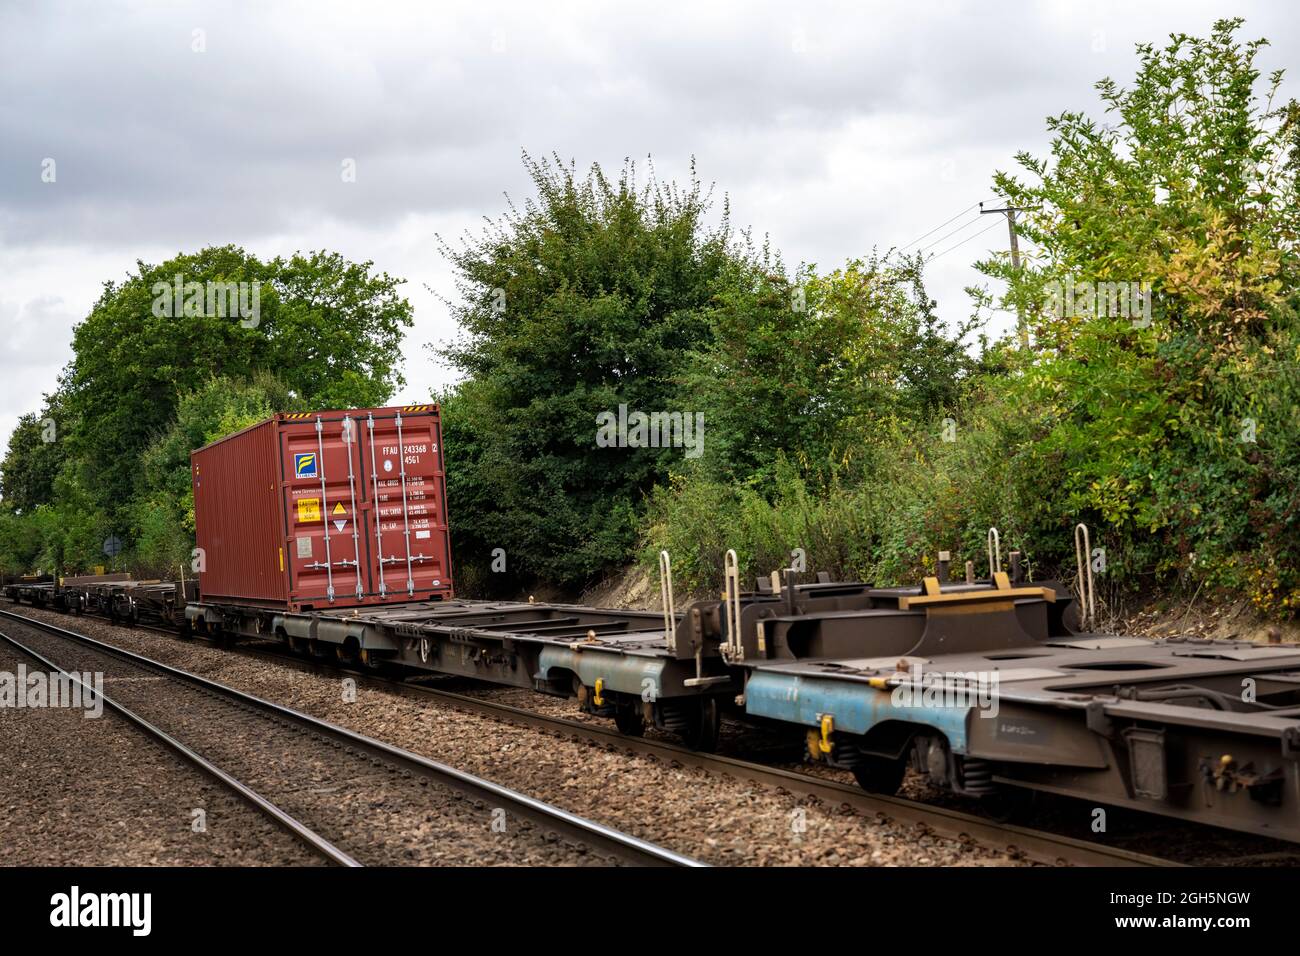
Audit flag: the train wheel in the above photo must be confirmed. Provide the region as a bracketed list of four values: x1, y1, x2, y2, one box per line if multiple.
[613, 704, 645, 737]
[678, 698, 721, 752]
[851, 756, 906, 795]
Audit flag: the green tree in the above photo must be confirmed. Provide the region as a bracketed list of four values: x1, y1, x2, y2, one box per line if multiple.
[132, 373, 301, 575]
[439, 154, 747, 589]
[683, 252, 982, 485]
[0, 402, 66, 513]
[0, 508, 42, 576]
[979, 18, 1300, 608]
[59, 245, 413, 525]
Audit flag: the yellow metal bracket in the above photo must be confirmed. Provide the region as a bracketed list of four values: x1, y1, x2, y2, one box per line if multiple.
[593, 678, 605, 707]
[900, 584, 1056, 610]
[818, 714, 834, 754]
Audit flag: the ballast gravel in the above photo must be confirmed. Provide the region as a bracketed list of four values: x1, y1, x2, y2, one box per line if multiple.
[0, 640, 322, 866]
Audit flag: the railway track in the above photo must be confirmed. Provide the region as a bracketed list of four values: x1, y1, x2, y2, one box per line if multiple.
[0, 610, 699, 867]
[7, 606, 1172, 867]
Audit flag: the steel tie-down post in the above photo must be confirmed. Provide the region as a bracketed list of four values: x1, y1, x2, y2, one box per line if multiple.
[723, 548, 743, 662]
[1074, 522, 1096, 632]
[659, 550, 676, 652]
[987, 527, 1002, 578]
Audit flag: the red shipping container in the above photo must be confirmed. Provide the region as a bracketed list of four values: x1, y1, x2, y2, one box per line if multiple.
[191, 405, 453, 610]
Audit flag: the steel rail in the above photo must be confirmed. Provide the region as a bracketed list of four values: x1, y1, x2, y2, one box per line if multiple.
[0, 608, 701, 868]
[0, 623, 360, 867]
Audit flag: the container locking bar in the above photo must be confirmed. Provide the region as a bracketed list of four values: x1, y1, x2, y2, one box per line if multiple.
[314, 417, 335, 602]
[342, 416, 364, 600]
[366, 413, 388, 598]
[395, 412, 415, 597]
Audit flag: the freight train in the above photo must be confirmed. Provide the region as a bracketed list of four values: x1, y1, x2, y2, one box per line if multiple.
[6, 404, 1300, 845]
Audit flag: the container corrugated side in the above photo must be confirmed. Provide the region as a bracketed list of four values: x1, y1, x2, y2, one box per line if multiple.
[191, 418, 287, 605]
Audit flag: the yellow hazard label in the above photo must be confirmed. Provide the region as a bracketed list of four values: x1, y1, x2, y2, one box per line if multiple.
[332, 502, 345, 515]
[297, 498, 321, 522]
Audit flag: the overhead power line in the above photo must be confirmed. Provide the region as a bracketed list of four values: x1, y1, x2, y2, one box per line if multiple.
[898, 201, 984, 251]
[894, 198, 996, 255]
[915, 213, 985, 254]
[924, 218, 1002, 262]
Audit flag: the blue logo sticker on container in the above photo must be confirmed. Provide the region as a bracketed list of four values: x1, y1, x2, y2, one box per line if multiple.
[294, 453, 318, 478]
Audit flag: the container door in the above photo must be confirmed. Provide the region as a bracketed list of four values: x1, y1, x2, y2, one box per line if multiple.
[360, 409, 450, 599]
[283, 415, 369, 603]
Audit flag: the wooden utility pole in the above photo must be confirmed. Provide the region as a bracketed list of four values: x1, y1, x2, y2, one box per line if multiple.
[980, 202, 1030, 346]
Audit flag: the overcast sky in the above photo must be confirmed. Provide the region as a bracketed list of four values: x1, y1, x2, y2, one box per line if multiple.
[2, 1, 1296, 455]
